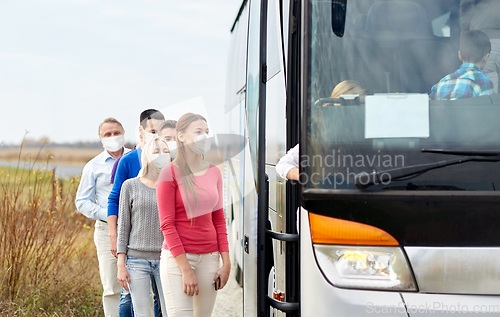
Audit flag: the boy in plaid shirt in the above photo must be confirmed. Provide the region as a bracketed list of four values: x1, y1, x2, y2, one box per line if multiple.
[430, 30, 494, 100]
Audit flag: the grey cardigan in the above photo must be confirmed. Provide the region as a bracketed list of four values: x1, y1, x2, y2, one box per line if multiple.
[117, 177, 164, 259]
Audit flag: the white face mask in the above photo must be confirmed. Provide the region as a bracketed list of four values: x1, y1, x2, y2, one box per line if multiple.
[189, 134, 211, 155]
[151, 152, 171, 169]
[101, 135, 125, 152]
[166, 141, 177, 159]
[144, 132, 158, 143]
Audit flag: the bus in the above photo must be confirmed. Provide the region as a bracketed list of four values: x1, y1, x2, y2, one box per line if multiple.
[222, 0, 500, 316]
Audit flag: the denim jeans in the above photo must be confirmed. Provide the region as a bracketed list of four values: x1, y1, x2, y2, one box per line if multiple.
[119, 276, 162, 317]
[151, 276, 161, 317]
[119, 287, 134, 317]
[126, 256, 167, 317]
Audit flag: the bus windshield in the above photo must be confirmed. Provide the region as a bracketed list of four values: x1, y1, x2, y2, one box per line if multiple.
[305, 0, 500, 191]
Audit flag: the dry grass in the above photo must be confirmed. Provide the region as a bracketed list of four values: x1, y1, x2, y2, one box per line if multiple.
[0, 143, 103, 316]
[0, 148, 102, 166]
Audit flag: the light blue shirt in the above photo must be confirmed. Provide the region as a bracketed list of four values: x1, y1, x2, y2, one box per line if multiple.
[75, 148, 130, 221]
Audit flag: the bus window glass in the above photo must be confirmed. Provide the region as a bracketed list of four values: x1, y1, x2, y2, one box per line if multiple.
[246, 0, 261, 181]
[432, 11, 452, 37]
[267, 0, 282, 80]
[305, 0, 500, 191]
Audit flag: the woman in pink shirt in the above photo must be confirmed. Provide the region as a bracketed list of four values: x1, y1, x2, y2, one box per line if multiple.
[157, 113, 230, 317]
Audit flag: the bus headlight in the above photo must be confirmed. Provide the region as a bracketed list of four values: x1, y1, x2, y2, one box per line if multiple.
[314, 245, 417, 291]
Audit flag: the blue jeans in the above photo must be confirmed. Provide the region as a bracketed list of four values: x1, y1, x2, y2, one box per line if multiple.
[119, 276, 161, 316]
[119, 287, 134, 317]
[151, 276, 161, 317]
[126, 256, 167, 317]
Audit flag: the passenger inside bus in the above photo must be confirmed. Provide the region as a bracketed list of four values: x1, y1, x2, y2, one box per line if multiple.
[429, 30, 494, 100]
[276, 80, 366, 181]
[461, 0, 500, 93]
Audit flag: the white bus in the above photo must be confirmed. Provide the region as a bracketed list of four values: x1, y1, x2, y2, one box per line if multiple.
[223, 1, 500, 316]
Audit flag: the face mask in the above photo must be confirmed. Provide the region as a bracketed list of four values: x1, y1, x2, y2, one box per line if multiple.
[166, 141, 177, 159]
[144, 132, 158, 143]
[101, 135, 125, 152]
[151, 152, 171, 169]
[190, 134, 211, 155]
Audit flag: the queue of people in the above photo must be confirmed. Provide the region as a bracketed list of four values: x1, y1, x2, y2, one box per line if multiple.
[75, 110, 229, 317]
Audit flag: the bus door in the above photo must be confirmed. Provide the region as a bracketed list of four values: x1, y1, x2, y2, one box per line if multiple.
[243, 0, 301, 316]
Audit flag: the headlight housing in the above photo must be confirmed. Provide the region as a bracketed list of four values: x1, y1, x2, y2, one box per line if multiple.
[314, 245, 417, 291]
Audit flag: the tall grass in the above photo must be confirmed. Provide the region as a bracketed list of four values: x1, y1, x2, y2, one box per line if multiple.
[0, 141, 103, 316]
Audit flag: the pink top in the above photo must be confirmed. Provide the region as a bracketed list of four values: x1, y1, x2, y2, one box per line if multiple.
[157, 163, 229, 257]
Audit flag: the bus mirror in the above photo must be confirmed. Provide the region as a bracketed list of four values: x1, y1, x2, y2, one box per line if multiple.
[331, 1, 347, 37]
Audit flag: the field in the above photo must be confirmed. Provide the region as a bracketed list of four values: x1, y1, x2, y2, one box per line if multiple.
[0, 143, 226, 316]
[0, 147, 102, 167]
[0, 150, 104, 316]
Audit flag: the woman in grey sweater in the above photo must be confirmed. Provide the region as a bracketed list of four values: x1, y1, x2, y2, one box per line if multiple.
[117, 137, 171, 316]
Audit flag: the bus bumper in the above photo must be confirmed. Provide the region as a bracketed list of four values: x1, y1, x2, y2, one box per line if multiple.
[300, 207, 500, 316]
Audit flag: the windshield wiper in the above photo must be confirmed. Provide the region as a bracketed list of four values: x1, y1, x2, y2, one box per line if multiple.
[355, 150, 500, 189]
[421, 149, 500, 156]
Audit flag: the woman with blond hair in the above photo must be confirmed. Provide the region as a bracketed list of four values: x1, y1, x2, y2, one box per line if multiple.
[157, 113, 230, 317]
[116, 137, 172, 316]
[330, 79, 366, 101]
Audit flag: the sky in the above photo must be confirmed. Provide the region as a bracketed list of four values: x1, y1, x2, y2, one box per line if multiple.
[0, 1, 242, 145]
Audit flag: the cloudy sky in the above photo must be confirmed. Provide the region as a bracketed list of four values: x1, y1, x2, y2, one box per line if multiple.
[0, 1, 242, 145]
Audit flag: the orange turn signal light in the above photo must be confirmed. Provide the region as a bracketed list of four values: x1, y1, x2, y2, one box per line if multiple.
[309, 213, 398, 246]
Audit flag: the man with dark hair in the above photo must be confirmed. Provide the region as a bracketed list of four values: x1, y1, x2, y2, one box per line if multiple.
[76, 118, 130, 317]
[158, 120, 178, 162]
[140, 109, 165, 128]
[107, 109, 164, 317]
[430, 30, 494, 100]
[159, 120, 177, 142]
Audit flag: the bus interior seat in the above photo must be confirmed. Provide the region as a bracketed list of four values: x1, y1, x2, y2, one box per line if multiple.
[351, 14, 366, 30]
[313, 35, 389, 98]
[365, 1, 429, 34]
[428, 96, 500, 145]
[313, 104, 366, 147]
[313, 95, 500, 153]
[449, 27, 461, 54]
[362, 1, 435, 55]
[393, 38, 461, 93]
[313, 1, 389, 95]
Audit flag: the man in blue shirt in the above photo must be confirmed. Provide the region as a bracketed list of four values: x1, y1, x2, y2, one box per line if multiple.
[75, 117, 130, 317]
[430, 30, 494, 100]
[107, 109, 165, 317]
